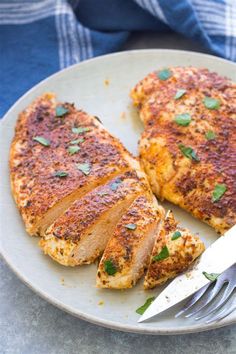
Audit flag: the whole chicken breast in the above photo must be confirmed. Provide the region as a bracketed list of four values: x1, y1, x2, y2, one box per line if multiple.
[131, 67, 236, 234]
[144, 211, 205, 289]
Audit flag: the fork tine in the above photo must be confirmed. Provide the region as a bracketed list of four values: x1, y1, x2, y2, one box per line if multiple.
[175, 283, 210, 318]
[205, 297, 236, 324]
[185, 277, 226, 318]
[195, 284, 235, 320]
[176, 264, 236, 323]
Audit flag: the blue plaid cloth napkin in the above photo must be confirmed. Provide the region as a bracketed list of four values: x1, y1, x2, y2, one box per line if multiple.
[1, 0, 235, 117]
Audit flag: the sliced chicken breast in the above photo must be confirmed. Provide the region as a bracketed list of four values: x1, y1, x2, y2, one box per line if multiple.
[39, 171, 149, 266]
[144, 211, 205, 289]
[96, 195, 165, 289]
[11, 92, 206, 290]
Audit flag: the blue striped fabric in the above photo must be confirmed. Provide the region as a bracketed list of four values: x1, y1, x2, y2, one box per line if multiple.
[1, 0, 235, 116]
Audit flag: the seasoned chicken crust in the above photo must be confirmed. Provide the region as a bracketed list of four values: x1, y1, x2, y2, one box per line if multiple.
[131, 67, 236, 234]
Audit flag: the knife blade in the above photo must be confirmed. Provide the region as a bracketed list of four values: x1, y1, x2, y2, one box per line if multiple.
[138, 225, 236, 323]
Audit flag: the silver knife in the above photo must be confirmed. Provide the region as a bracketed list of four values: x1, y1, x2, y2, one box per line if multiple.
[138, 225, 236, 323]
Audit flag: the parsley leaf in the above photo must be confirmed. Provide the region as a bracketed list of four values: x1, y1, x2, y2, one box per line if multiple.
[125, 223, 137, 230]
[33, 136, 50, 147]
[153, 245, 169, 262]
[203, 97, 220, 110]
[68, 145, 80, 155]
[70, 138, 84, 145]
[205, 130, 216, 140]
[56, 106, 69, 117]
[174, 89, 186, 100]
[110, 178, 122, 191]
[212, 184, 227, 202]
[76, 162, 91, 175]
[136, 297, 155, 315]
[171, 231, 182, 241]
[178, 144, 200, 161]
[54, 171, 68, 178]
[203, 272, 220, 282]
[157, 68, 172, 81]
[72, 127, 90, 134]
[175, 113, 191, 126]
[104, 260, 117, 275]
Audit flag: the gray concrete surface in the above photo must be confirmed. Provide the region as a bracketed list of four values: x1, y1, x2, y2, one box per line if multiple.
[1, 33, 236, 354]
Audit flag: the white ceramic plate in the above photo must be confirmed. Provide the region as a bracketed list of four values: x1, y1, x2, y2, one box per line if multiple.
[1, 50, 235, 335]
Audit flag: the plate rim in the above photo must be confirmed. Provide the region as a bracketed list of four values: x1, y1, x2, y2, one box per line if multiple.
[1, 49, 236, 335]
[2, 248, 236, 335]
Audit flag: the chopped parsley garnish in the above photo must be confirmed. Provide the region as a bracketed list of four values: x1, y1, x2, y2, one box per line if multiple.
[110, 178, 122, 191]
[203, 272, 220, 282]
[54, 171, 68, 178]
[205, 130, 216, 140]
[178, 144, 200, 162]
[157, 68, 172, 81]
[76, 162, 91, 175]
[70, 138, 84, 145]
[203, 97, 220, 110]
[171, 231, 182, 241]
[212, 184, 227, 202]
[175, 113, 191, 126]
[136, 297, 155, 315]
[104, 260, 117, 275]
[174, 89, 186, 100]
[33, 136, 50, 147]
[72, 127, 90, 134]
[153, 245, 169, 262]
[56, 106, 69, 117]
[125, 223, 137, 230]
[68, 145, 80, 155]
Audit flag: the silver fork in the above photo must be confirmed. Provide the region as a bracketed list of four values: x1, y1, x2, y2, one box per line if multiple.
[175, 264, 236, 324]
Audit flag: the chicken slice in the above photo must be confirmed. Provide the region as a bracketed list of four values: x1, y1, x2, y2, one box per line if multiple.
[144, 211, 205, 289]
[96, 195, 165, 289]
[10, 93, 139, 236]
[39, 171, 149, 266]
